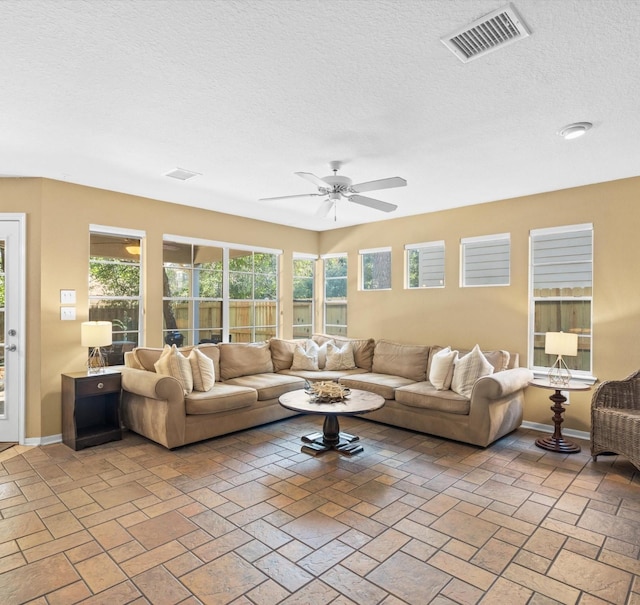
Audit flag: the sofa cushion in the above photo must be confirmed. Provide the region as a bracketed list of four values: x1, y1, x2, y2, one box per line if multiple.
[185, 384, 257, 415]
[189, 348, 215, 391]
[306, 339, 332, 369]
[396, 382, 470, 415]
[312, 334, 375, 371]
[372, 340, 430, 382]
[195, 344, 221, 382]
[219, 342, 274, 380]
[291, 344, 319, 371]
[325, 341, 356, 371]
[339, 373, 415, 400]
[154, 345, 193, 395]
[456, 347, 510, 373]
[451, 345, 494, 398]
[280, 368, 369, 382]
[429, 346, 457, 390]
[224, 373, 305, 401]
[269, 338, 305, 372]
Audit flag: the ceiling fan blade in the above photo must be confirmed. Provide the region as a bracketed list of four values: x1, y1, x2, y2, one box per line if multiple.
[294, 171, 329, 189]
[350, 176, 407, 193]
[315, 199, 334, 218]
[349, 194, 398, 213]
[259, 193, 323, 201]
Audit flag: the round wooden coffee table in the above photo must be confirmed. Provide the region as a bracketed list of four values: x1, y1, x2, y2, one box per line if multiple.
[279, 388, 385, 456]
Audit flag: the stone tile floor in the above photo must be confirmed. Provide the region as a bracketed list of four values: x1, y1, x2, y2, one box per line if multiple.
[0, 416, 639, 604]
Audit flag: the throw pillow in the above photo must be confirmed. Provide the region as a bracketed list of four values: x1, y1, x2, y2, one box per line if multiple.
[324, 341, 356, 371]
[451, 344, 493, 399]
[429, 346, 458, 390]
[291, 344, 319, 371]
[154, 345, 193, 395]
[306, 339, 333, 369]
[188, 348, 215, 391]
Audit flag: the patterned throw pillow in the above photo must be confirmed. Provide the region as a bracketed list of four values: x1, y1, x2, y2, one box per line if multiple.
[324, 341, 356, 371]
[451, 344, 493, 398]
[291, 345, 319, 371]
[429, 346, 458, 390]
[188, 348, 215, 391]
[154, 345, 193, 395]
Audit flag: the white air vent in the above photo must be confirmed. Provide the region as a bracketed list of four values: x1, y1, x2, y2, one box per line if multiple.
[165, 168, 200, 181]
[441, 3, 530, 63]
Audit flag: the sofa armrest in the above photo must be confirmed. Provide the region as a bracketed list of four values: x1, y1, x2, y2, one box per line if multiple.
[472, 368, 534, 400]
[121, 367, 185, 404]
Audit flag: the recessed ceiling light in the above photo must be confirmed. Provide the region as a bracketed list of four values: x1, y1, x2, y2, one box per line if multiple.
[165, 168, 200, 181]
[558, 122, 593, 140]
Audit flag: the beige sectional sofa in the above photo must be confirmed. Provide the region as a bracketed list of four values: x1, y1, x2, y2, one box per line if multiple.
[120, 335, 532, 449]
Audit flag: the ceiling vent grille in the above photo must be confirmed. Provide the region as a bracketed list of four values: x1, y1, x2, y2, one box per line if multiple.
[441, 3, 530, 63]
[165, 168, 200, 181]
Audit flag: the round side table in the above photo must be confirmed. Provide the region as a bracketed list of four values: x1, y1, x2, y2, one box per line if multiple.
[528, 378, 591, 454]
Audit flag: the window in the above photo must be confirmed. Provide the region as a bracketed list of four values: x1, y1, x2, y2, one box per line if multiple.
[89, 227, 144, 364]
[406, 241, 445, 288]
[530, 224, 593, 375]
[461, 233, 510, 287]
[323, 254, 347, 336]
[293, 254, 316, 338]
[360, 247, 392, 290]
[163, 237, 279, 345]
[163, 241, 223, 347]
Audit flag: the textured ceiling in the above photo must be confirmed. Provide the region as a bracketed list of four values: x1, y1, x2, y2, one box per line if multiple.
[1, 0, 639, 231]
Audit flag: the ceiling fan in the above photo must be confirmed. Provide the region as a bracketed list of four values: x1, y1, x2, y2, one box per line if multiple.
[260, 161, 407, 219]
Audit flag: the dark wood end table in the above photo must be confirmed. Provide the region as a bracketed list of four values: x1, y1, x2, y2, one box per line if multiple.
[528, 378, 591, 454]
[279, 388, 385, 456]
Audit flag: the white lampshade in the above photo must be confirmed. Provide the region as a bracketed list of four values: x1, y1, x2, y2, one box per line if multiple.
[81, 321, 113, 347]
[545, 331, 578, 357]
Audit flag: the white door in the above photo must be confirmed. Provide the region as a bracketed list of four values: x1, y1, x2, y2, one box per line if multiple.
[0, 216, 25, 443]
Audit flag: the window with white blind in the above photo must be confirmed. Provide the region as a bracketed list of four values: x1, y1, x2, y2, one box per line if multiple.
[360, 247, 392, 290]
[323, 254, 347, 336]
[530, 224, 593, 375]
[406, 241, 445, 288]
[461, 233, 510, 287]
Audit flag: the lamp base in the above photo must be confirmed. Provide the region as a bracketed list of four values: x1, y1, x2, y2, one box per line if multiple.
[547, 355, 572, 386]
[87, 347, 107, 374]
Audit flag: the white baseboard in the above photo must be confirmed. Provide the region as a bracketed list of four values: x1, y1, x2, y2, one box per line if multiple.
[23, 434, 62, 447]
[521, 421, 589, 442]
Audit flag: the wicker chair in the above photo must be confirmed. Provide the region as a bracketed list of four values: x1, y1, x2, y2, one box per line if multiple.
[591, 370, 640, 470]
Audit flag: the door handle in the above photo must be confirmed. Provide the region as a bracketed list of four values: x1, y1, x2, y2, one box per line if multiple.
[5, 344, 16, 352]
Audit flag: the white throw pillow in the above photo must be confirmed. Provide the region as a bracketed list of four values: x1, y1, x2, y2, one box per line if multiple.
[154, 345, 193, 395]
[306, 339, 333, 369]
[451, 344, 493, 399]
[324, 341, 356, 371]
[429, 347, 458, 390]
[291, 344, 319, 371]
[188, 348, 215, 391]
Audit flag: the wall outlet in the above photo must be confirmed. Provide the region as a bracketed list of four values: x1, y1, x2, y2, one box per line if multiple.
[60, 307, 76, 321]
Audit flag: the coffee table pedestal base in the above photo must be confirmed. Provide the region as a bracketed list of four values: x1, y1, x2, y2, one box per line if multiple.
[300, 414, 363, 456]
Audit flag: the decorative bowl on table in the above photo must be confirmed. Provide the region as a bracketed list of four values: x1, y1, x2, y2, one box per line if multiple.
[305, 381, 350, 403]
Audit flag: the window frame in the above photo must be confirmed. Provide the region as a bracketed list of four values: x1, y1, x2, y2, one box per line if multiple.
[163, 234, 281, 345]
[460, 233, 511, 287]
[359, 246, 392, 291]
[529, 223, 594, 382]
[292, 253, 316, 339]
[405, 240, 445, 289]
[322, 253, 348, 336]
[89, 224, 145, 359]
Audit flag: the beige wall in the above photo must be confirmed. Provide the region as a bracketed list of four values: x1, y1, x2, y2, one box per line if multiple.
[2, 175, 639, 440]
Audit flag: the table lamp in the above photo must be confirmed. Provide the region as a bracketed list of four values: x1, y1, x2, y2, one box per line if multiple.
[81, 321, 112, 373]
[545, 331, 578, 386]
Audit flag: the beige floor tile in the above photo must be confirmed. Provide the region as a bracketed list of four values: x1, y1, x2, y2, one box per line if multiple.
[75, 551, 128, 593]
[128, 510, 198, 550]
[132, 564, 192, 604]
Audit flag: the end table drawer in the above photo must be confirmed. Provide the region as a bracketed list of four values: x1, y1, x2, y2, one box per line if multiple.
[75, 373, 121, 397]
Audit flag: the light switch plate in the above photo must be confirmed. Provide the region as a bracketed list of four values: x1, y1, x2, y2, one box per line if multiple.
[60, 307, 76, 320]
[60, 289, 76, 304]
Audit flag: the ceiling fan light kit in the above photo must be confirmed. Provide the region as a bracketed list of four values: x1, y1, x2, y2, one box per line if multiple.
[260, 161, 407, 220]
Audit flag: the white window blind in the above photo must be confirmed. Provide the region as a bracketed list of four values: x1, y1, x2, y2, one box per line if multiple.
[461, 233, 510, 287]
[406, 241, 445, 288]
